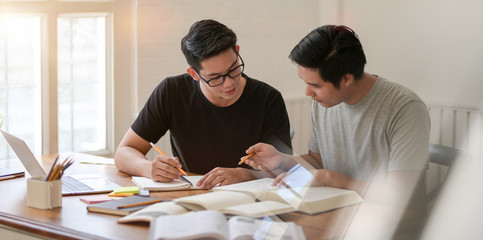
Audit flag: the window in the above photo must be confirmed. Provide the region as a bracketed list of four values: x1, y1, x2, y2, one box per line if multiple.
[0, 0, 134, 160]
[0, 15, 42, 159]
[57, 15, 107, 152]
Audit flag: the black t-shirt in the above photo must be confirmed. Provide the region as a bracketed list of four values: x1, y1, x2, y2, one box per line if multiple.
[131, 73, 292, 174]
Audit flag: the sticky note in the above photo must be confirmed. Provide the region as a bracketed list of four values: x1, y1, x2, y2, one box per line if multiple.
[112, 186, 139, 194]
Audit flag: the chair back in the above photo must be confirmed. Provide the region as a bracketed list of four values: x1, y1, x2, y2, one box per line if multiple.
[427, 143, 470, 202]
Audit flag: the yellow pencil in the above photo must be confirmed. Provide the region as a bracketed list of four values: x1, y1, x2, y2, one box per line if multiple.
[49, 165, 61, 181]
[238, 153, 254, 165]
[149, 142, 187, 176]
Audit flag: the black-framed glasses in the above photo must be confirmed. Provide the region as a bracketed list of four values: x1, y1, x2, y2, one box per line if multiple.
[195, 54, 245, 87]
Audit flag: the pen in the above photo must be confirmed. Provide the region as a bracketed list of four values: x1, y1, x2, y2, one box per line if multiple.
[116, 199, 163, 209]
[149, 142, 187, 176]
[238, 153, 254, 165]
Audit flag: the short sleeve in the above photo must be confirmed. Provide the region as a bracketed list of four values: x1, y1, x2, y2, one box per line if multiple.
[388, 101, 430, 171]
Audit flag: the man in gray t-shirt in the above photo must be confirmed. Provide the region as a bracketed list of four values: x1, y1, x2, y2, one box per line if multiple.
[244, 25, 430, 212]
[309, 76, 429, 183]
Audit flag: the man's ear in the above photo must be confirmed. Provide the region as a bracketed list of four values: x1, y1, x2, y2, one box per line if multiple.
[187, 67, 200, 81]
[341, 73, 354, 87]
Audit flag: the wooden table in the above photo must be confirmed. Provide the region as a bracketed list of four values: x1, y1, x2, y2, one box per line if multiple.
[0, 154, 422, 240]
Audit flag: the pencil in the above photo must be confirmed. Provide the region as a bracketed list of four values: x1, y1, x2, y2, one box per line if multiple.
[180, 175, 193, 187]
[238, 153, 254, 165]
[150, 142, 187, 176]
[149, 142, 167, 156]
[116, 199, 163, 209]
[45, 155, 59, 181]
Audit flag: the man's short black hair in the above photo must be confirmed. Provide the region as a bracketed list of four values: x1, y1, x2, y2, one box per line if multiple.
[289, 25, 366, 88]
[181, 19, 237, 71]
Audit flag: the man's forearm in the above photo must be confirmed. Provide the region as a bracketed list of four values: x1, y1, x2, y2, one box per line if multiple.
[248, 168, 285, 179]
[298, 153, 323, 170]
[271, 152, 321, 172]
[114, 147, 152, 178]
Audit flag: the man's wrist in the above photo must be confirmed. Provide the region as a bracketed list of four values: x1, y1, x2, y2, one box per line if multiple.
[279, 154, 297, 172]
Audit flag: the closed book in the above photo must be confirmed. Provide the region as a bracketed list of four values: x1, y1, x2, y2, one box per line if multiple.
[87, 195, 162, 216]
[0, 168, 25, 180]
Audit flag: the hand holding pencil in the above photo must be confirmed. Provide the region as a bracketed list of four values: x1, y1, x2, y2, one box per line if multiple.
[150, 142, 192, 186]
[240, 143, 287, 172]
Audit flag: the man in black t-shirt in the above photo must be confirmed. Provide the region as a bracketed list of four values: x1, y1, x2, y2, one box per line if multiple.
[114, 19, 292, 189]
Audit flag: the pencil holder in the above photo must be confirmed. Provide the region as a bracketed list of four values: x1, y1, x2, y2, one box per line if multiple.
[27, 177, 62, 209]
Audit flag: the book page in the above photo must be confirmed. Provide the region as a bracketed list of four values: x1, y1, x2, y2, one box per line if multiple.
[221, 200, 295, 218]
[118, 201, 189, 223]
[147, 210, 228, 240]
[175, 191, 255, 211]
[295, 187, 362, 214]
[266, 186, 362, 214]
[213, 178, 278, 198]
[69, 152, 115, 165]
[228, 216, 306, 240]
[132, 176, 203, 191]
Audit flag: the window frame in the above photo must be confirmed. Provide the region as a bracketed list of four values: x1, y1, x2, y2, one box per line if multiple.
[0, 0, 135, 157]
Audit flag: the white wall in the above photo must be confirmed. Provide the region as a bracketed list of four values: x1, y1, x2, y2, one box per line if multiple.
[321, 0, 483, 109]
[136, 0, 319, 112]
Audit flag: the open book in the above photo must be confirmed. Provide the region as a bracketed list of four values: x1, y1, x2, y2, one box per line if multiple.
[118, 201, 189, 223]
[132, 176, 204, 191]
[147, 210, 306, 240]
[174, 177, 363, 217]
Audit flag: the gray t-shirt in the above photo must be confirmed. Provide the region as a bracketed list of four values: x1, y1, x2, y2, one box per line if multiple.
[308, 77, 430, 183]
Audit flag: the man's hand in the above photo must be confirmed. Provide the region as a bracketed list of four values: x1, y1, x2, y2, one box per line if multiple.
[151, 155, 184, 182]
[244, 143, 285, 171]
[196, 167, 254, 189]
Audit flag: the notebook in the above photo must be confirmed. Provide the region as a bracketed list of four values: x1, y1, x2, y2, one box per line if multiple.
[1, 130, 120, 195]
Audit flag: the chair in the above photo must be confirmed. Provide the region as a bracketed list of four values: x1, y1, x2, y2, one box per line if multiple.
[426, 143, 469, 203]
[406, 144, 470, 239]
[399, 144, 469, 239]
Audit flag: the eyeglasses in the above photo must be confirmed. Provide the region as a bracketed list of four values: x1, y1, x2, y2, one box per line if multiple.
[195, 54, 245, 87]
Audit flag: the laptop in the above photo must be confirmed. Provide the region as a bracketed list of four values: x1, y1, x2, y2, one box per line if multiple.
[1, 130, 120, 195]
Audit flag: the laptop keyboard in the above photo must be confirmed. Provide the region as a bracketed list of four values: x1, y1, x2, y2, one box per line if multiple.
[62, 176, 94, 192]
